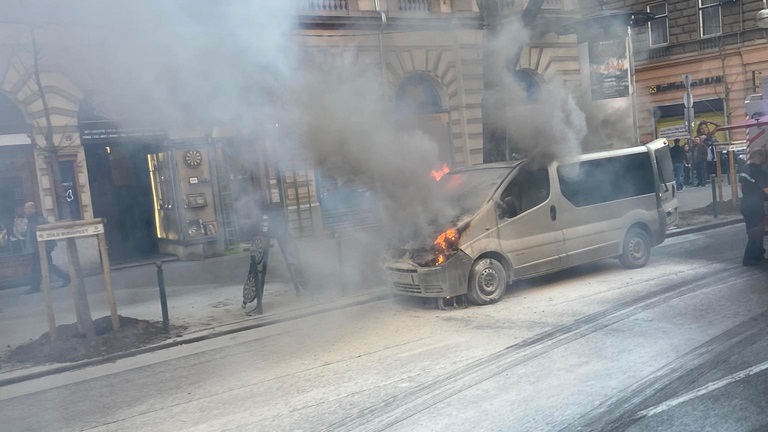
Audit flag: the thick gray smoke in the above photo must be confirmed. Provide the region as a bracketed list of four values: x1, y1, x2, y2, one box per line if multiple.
[7, 1, 633, 245]
[3, 1, 452, 240]
[485, 17, 635, 161]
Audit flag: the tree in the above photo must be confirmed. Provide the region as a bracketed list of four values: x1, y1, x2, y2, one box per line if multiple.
[17, 27, 95, 338]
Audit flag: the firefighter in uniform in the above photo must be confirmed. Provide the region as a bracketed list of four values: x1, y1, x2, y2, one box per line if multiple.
[738, 148, 768, 266]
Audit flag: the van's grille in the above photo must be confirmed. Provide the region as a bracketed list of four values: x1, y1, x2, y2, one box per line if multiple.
[392, 283, 444, 295]
[388, 267, 417, 274]
[393, 283, 422, 294]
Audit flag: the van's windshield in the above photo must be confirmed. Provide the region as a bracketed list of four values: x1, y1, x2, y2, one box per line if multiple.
[438, 168, 511, 216]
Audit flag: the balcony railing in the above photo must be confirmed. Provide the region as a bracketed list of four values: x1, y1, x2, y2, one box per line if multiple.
[399, 0, 431, 12]
[304, 0, 348, 11]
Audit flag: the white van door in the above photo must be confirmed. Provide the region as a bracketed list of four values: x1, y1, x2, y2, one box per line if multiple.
[496, 165, 566, 278]
[646, 139, 679, 227]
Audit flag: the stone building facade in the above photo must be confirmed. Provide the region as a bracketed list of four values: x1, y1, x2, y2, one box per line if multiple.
[580, 0, 768, 143]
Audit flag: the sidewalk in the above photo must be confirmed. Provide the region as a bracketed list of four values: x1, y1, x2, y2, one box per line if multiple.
[0, 230, 386, 362]
[676, 181, 734, 212]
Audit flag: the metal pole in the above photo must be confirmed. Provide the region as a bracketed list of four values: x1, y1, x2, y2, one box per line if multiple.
[336, 232, 347, 296]
[729, 148, 739, 205]
[156, 262, 169, 333]
[710, 174, 719, 218]
[627, 26, 640, 147]
[716, 149, 724, 202]
[375, 0, 387, 91]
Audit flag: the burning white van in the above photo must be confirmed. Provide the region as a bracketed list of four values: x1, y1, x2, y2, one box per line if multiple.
[384, 138, 678, 307]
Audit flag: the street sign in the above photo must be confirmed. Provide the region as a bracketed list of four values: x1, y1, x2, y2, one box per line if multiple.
[685, 107, 695, 135]
[682, 74, 692, 89]
[36, 222, 104, 241]
[683, 92, 693, 108]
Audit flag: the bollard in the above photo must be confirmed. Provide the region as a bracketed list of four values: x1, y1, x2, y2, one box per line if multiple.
[710, 174, 718, 219]
[156, 262, 170, 333]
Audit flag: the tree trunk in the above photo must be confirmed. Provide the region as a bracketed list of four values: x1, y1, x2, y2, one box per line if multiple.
[46, 155, 93, 337]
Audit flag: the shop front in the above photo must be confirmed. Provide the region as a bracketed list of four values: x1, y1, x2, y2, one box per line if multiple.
[0, 94, 39, 286]
[81, 121, 227, 262]
[637, 42, 768, 144]
[0, 135, 39, 286]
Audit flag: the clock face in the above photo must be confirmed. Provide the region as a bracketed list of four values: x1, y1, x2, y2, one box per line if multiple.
[184, 150, 203, 168]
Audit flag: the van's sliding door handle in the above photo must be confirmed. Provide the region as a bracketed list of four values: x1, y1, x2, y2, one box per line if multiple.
[550, 205, 557, 221]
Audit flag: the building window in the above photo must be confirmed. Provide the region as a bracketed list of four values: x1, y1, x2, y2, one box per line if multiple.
[647, 3, 669, 46]
[699, 0, 722, 38]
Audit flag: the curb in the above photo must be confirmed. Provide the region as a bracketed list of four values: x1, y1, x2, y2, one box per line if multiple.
[0, 290, 391, 387]
[667, 216, 743, 238]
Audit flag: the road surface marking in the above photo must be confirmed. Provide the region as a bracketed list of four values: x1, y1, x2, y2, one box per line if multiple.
[635, 359, 768, 419]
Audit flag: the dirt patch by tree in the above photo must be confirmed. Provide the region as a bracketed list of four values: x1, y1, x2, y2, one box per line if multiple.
[5, 315, 184, 366]
[676, 200, 741, 228]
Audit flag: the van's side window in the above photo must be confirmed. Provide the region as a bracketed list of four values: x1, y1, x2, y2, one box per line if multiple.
[557, 153, 655, 207]
[501, 167, 550, 216]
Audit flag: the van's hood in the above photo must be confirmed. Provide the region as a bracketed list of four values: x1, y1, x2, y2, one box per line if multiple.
[386, 211, 475, 263]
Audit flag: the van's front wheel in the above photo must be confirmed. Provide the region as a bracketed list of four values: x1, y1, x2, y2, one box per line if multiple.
[619, 227, 651, 269]
[467, 258, 507, 305]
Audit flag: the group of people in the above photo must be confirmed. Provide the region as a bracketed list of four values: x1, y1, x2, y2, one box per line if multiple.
[668, 136, 719, 191]
[0, 202, 70, 294]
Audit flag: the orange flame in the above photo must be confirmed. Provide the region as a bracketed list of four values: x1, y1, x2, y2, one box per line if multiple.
[430, 163, 450, 181]
[434, 228, 459, 252]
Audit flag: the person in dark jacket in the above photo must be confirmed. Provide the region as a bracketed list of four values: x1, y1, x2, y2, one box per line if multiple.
[738, 149, 768, 266]
[670, 138, 686, 191]
[23, 202, 70, 294]
[692, 137, 708, 186]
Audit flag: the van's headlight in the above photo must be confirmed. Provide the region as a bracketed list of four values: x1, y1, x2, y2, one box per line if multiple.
[432, 228, 460, 266]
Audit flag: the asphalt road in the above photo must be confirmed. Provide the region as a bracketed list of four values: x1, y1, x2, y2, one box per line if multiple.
[0, 224, 766, 432]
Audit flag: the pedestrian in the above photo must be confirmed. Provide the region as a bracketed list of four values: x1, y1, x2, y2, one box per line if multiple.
[706, 136, 718, 178]
[23, 202, 70, 295]
[683, 139, 693, 186]
[738, 149, 768, 266]
[670, 138, 686, 191]
[692, 137, 708, 187]
[11, 207, 27, 254]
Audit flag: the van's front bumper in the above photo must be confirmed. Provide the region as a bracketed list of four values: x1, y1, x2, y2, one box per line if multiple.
[384, 251, 473, 298]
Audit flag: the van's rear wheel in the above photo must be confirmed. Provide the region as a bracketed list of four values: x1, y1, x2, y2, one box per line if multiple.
[467, 258, 507, 305]
[619, 227, 651, 269]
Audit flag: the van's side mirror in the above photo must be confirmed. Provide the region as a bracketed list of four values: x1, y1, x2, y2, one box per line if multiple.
[498, 197, 518, 219]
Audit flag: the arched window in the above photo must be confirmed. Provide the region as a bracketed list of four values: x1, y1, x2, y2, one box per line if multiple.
[0, 94, 28, 134]
[396, 74, 444, 114]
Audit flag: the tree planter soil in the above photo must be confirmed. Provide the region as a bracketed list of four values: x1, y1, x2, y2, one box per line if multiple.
[676, 200, 741, 228]
[5, 315, 184, 366]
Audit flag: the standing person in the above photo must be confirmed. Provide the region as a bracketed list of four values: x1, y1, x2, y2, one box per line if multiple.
[683, 139, 693, 186]
[670, 138, 686, 191]
[692, 137, 708, 186]
[706, 136, 718, 178]
[11, 207, 27, 254]
[738, 149, 768, 266]
[23, 202, 70, 295]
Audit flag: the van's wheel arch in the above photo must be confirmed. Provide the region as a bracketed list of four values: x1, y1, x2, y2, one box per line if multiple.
[466, 256, 508, 305]
[619, 225, 652, 269]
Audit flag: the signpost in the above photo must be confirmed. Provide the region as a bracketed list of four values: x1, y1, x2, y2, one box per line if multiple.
[682, 74, 694, 140]
[36, 218, 118, 341]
